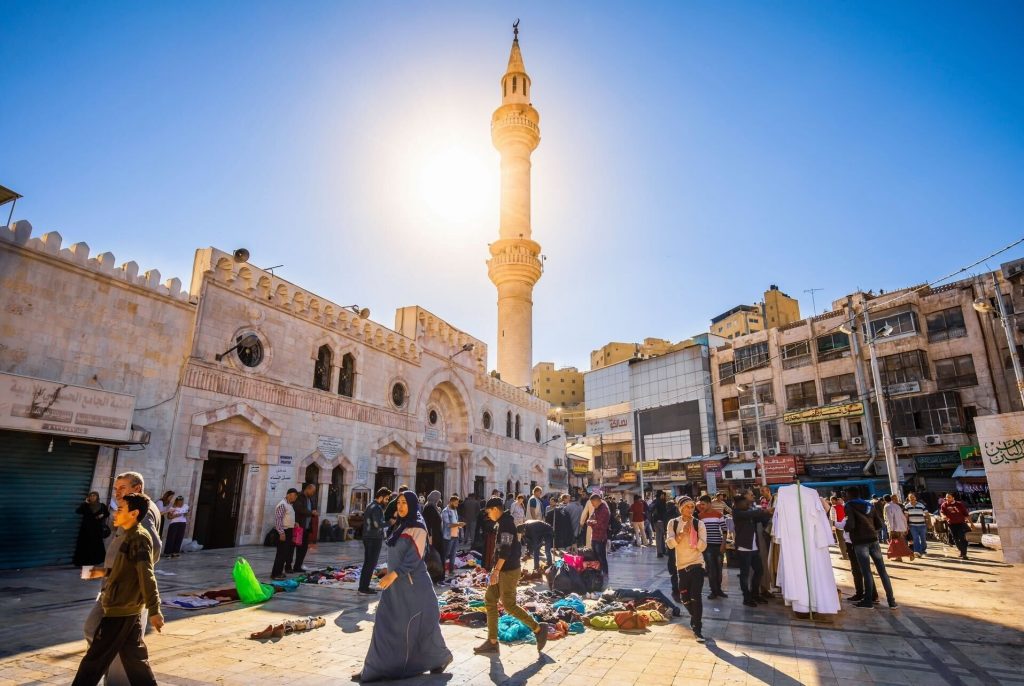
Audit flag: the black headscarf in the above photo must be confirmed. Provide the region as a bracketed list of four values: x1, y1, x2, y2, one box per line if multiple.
[386, 491, 427, 547]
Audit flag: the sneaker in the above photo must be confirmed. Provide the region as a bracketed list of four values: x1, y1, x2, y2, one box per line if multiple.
[295, 567, 309, 573]
[271, 575, 286, 581]
[718, 592, 729, 598]
[357, 588, 377, 595]
[284, 566, 292, 573]
[854, 601, 874, 609]
[535, 623, 550, 652]
[694, 629, 706, 643]
[706, 593, 717, 600]
[742, 599, 757, 608]
[887, 599, 899, 610]
[473, 640, 500, 655]
[847, 594, 864, 602]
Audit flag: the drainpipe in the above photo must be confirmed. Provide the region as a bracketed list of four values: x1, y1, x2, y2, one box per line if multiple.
[848, 296, 879, 474]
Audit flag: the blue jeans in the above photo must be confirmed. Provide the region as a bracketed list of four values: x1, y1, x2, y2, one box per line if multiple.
[444, 538, 458, 576]
[530, 532, 553, 569]
[878, 525, 889, 544]
[853, 541, 895, 604]
[909, 524, 927, 555]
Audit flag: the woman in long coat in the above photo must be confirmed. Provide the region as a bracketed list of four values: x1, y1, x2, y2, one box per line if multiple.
[73, 491, 109, 566]
[353, 491, 452, 682]
[423, 490, 445, 562]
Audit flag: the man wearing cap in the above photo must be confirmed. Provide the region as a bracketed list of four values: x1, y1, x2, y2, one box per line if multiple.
[666, 495, 708, 642]
[358, 487, 390, 594]
[474, 498, 549, 656]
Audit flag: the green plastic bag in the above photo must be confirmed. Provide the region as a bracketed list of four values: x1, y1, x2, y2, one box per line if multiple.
[233, 557, 274, 604]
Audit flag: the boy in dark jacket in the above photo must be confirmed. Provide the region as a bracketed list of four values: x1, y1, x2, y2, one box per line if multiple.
[844, 488, 897, 609]
[732, 495, 773, 606]
[73, 493, 162, 686]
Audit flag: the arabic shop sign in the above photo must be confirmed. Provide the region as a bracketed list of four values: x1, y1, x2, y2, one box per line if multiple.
[635, 461, 659, 472]
[585, 413, 631, 436]
[805, 461, 866, 479]
[685, 463, 704, 480]
[984, 439, 1024, 466]
[571, 464, 591, 474]
[913, 452, 960, 470]
[620, 471, 637, 483]
[784, 401, 864, 425]
[702, 460, 723, 476]
[0, 371, 136, 442]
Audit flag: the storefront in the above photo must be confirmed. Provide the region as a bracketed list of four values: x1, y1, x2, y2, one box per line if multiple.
[873, 457, 917, 494]
[0, 372, 141, 569]
[798, 460, 888, 498]
[913, 452, 962, 498]
[953, 446, 989, 506]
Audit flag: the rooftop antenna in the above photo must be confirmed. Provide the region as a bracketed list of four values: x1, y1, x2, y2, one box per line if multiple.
[804, 287, 823, 316]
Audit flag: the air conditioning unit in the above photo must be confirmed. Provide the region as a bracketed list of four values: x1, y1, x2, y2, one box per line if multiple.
[893, 437, 910, 448]
[727, 451, 738, 459]
[850, 436, 864, 446]
[751, 451, 761, 459]
[925, 434, 942, 445]
[767, 448, 777, 456]
[713, 445, 725, 454]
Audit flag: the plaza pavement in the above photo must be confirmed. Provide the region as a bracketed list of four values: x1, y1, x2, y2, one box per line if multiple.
[0, 538, 1021, 686]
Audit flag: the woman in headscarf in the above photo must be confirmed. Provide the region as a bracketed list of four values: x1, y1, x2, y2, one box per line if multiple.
[423, 490, 445, 563]
[73, 491, 109, 566]
[352, 491, 452, 682]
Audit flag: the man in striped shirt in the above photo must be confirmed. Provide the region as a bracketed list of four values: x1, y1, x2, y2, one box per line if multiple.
[698, 495, 728, 599]
[905, 492, 930, 557]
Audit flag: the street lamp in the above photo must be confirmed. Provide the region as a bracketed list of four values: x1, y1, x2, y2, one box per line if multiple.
[735, 381, 768, 487]
[973, 280, 1024, 407]
[215, 333, 261, 362]
[839, 318, 899, 497]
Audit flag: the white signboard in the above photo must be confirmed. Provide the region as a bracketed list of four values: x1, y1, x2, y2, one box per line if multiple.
[585, 413, 632, 436]
[268, 457, 295, 495]
[0, 371, 136, 442]
[706, 472, 718, 495]
[356, 457, 370, 486]
[317, 435, 344, 460]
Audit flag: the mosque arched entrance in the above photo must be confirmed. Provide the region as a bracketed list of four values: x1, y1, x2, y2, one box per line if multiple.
[416, 380, 470, 497]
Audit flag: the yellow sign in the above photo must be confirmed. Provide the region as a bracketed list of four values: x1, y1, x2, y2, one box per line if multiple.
[784, 401, 864, 425]
[635, 461, 659, 472]
[571, 464, 590, 474]
[620, 472, 637, 483]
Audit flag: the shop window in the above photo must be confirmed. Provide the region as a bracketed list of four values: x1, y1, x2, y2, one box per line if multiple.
[816, 332, 850, 362]
[785, 380, 817, 410]
[935, 355, 978, 389]
[338, 353, 355, 397]
[926, 306, 967, 342]
[313, 345, 332, 391]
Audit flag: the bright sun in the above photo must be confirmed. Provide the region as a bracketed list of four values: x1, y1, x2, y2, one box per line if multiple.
[415, 145, 497, 226]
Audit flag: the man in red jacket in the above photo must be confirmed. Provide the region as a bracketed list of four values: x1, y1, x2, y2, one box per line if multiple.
[629, 494, 651, 546]
[587, 494, 611, 576]
[939, 492, 971, 560]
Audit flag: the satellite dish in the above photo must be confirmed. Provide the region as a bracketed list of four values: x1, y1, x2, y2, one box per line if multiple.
[233, 248, 250, 263]
[359, 308, 370, 319]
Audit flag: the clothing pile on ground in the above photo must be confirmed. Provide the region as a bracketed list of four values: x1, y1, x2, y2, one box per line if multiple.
[160, 583, 291, 611]
[296, 563, 388, 590]
[248, 615, 326, 640]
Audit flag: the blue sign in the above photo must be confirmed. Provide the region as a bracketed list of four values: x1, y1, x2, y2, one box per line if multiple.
[805, 461, 866, 479]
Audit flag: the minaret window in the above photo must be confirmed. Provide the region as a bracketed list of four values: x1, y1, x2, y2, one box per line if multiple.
[506, 411, 513, 437]
[512, 76, 517, 93]
[338, 353, 355, 397]
[313, 345, 332, 391]
[515, 414, 521, 440]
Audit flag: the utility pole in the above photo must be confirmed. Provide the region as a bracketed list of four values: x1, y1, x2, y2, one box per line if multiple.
[862, 309, 902, 499]
[992, 274, 1024, 407]
[633, 409, 646, 497]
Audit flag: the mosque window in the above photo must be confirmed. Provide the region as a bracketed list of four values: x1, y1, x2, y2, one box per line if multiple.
[390, 382, 406, 408]
[483, 411, 492, 430]
[512, 76, 517, 93]
[236, 333, 263, 368]
[313, 345, 332, 391]
[535, 427, 541, 443]
[338, 353, 355, 397]
[515, 414, 521, 440]
[429, 409, 439, 425]
[506, 411, 513, 437]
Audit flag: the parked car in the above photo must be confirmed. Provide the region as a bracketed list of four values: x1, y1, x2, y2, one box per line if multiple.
[966, 509, 999, 547]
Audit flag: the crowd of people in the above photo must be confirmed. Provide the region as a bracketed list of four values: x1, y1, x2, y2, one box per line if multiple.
[71, 470, 985, 685]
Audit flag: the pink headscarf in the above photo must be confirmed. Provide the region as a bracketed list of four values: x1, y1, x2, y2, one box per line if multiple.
[677, 496, 699, 547]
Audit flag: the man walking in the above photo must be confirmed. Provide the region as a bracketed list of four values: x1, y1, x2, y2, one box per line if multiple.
[564, 492, 584, 547]
[732, 495, 772, 607]
[441, 494, 464, 579]
[905, 492, 929, 557]
[697, 496, 727, 599]
[74, 493, 163, 686]
[587, 494, 611, 576]
[666, 496, 707, 642]
[629, 493, 650, 546]
[291, 483, 317, 573]
[460, 492, 481, 550]
[829, 496, 849, 560]
[358, 488, 390, 593]
[474, 498, 549, 656]
[82, 471, 162, 686]
[527, 486, 545, 520]
[845, 488, 897, 609]
[940, 492, 971, 560]
[652, 490, 668, 557]
[271, 488, 299, 580]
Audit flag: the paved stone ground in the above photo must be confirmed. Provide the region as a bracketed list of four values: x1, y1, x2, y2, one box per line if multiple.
[0, 538, 1020, 686]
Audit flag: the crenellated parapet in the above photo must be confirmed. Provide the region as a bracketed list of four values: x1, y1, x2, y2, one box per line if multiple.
[195, 247, 421, 364]
[1, 220, 189, 301]
[474, 372, 549, 413]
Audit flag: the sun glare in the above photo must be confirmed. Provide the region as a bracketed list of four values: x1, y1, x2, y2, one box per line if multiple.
[415, 145, 497, 227]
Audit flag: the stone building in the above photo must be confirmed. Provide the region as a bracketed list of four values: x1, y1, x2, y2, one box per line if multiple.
[710, 285, 801, 340]
[531, 362, 585, 436]
[710, 272, 1021, 501]
[0, 28, 564, 568]
[590, 337, 678, 371]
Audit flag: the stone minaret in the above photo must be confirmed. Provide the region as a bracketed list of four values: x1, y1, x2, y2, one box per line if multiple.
[487, 23, 542, 389]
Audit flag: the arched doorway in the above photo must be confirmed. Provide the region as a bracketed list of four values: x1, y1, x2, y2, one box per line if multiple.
[416, 380, 470, 496]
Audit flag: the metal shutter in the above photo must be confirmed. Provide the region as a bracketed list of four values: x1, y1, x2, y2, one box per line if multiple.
[0, 430, 99, 569]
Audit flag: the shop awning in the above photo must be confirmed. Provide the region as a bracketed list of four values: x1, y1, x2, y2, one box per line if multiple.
[952, 465, 987, 479]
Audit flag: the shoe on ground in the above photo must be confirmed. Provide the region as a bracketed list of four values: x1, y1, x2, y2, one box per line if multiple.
[694, 629, 706, 643]
[473, 639, 500, 655]
[350, 671, 362, 682]
[757, 593, 771, 601]
[706, 593, 717, 600]
[888, 599, 899, 609]
[742, 599, 757, 607]
[357, 588, 377, 595]
[847, 594, 864, 602]
[854, 601, 874, 609]
[718, 592, 729, 598]
[295, 567, 309, 573]
[535, 622, 550, 652]
[271, 575, 286, 581]
[284, 566, 292, 573]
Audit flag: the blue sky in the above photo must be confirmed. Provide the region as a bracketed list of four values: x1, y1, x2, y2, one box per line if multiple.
[3, 1, 1023, 371]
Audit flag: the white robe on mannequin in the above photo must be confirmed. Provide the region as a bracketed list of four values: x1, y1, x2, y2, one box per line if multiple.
[772, 484, 840, 614]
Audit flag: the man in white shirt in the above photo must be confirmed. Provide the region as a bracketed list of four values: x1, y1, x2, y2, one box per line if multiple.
[271, 489, 299, 580]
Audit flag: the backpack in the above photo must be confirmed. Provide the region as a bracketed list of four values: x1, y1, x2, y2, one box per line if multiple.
[580, 568, 606, 593]
[549, 562, 585, 594]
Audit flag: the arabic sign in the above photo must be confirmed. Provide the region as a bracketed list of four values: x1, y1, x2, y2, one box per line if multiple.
[913, 452, 960, 470]
[635, 461, 658, 472]
[317, 435, 344, 460]
[763, 455, 797, 484]
[805, 461, 866, 479]
[973, 413, 1024, 564]
[784, 401, 864, 425]
[586, 413, 632, 436]
[702, 460, 723, 476]
[887, 381, 920, 396]
[620, 471, 637, 483]
[984, 439, 1024, 466]
[686, 463, 704, 480]
[356, 457, 370, 486]
[268, 457, 295, 495]
[0, 371, 136, 442]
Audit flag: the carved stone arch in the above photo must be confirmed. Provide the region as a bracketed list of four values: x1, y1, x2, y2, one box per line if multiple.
[310, 334, 340, 361]
[256, 275, 272, 300]
[292, 291, 307, 314]
[235, 265, 254, 293]
[274, 283, 291, 307]
[186, 401, 281, 462]
[412, 366, 477, 431]
[214, 256, 235, 282]
[298, 447, 355, 475]
[374, 431, 414, 473]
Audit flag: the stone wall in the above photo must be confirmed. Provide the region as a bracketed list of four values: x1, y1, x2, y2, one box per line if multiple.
[975, 412, 1024, 564]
